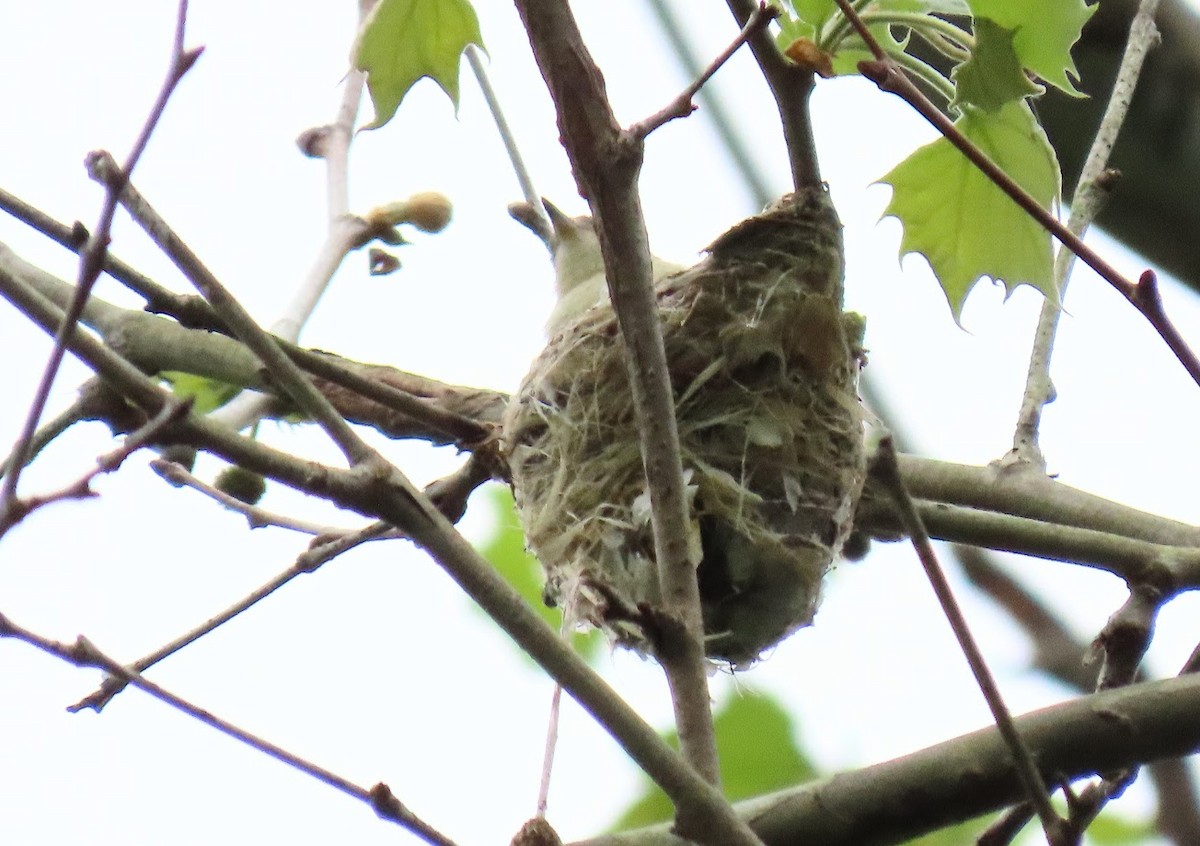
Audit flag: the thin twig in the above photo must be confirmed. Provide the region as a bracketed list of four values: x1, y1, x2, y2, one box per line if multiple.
[466, 43, 551, 245]
[215, 3, 372, 431]
[868, 434, 1067, 842]
[853, 495, 1200, 588]
[1094, 583, 1164, 691]
[631, 2, 778, 137]
[961, 551, 1200, 845]
[150, 457, 359, 534]
[85, 152, 375, 466]
[1, 0, 199, 518]
[0, 613, 458, 846]
[1007, 0, 1163, 469]
[0, 187, 223, 329]
[72, 452, 482, 714]
[1, 394, 190, 531]
[68, 517, 395, 713]
[726, 0, 821, 187]
[0, 244, 497, 448]
[286, 346, 493, 448]
[0, 378, 133, 480]
[835, 0, 1200, 391]
[645, 0, 774, 207]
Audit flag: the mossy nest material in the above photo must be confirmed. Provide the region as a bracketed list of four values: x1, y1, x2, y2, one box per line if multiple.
[503, 187, 866, 667]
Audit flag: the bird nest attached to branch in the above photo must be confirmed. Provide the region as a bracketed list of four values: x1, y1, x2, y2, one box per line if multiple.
[504, 187, 866, 667]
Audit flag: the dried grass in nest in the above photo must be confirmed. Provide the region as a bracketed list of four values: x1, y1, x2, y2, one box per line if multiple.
[504, 188, 866, 667]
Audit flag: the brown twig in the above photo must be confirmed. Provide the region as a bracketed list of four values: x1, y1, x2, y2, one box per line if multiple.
[832, 0, 1200, 391]
[150, 457, 363, 534]
[868, 434, 1068, 843]
[631, 2, 778, 137]
[66, 518, 394, 713]
[0, 186, 223, 329]
[581, 674, 1200, 846]
[0, 612, 457, 846]
[1095, 583, 1165, 691]
[960, 551, 1200, 845]
[726, 0, 821, 187]
[86, 151, 375, 467]
[70, 453, 487, 714]
[0, 0, 200, 522]
[1, 396, 190, 529]
[0, 377, 143, 480]
[288, 346, 493, 448]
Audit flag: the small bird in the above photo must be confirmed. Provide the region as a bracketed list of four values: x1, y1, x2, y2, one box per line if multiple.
[504, 189, 866, 667]
[509, 198, 686, 336]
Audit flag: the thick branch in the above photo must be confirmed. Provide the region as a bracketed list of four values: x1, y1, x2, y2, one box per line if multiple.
[576, 675, 1200, 846]
[6, 244, 1199, 564]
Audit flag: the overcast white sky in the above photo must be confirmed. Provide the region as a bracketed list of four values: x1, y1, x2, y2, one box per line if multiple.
[2, 2, 1199, 844]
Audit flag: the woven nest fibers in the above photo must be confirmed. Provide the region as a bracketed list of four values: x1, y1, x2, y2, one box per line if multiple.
[503, 188, 866, 667]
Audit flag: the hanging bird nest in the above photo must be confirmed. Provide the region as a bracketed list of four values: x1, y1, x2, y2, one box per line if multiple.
[503, 187, 866, 667]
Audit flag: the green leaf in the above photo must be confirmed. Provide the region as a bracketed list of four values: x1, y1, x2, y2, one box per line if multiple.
[874, 0, 971, 13]
[952, 18, 1042, 112]
[352, 0, 484, 129]
[879, 100, 1059, 319]
[829, 21, 907, 77]
[966, 0, 1095, 95]
[160, 371, 240, 415]
[786, 0, 837, 31]
[613, 688, 818, 830]
[1071, 810, 1154, 844]
[902, 816, 990, 845]
[476, 486, 603, 662]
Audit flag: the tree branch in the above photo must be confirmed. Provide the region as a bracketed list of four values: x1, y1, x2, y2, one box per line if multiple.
[1006, 0, 1164, 470]
[575, 674, 1200, 846]
[0, 612, 460, 846]
[0, 0, 200, 520]
[868, 435, 1065, 841]
[513, 0, 726, 804]
[725, 0, 821, 188]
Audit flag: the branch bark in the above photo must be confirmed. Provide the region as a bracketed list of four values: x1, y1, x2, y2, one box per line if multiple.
[575, 675, 1200, 846]
[513, 0, 725, 803]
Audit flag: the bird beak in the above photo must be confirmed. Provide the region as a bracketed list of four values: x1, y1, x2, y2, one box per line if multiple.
[541, 198, 579, 240]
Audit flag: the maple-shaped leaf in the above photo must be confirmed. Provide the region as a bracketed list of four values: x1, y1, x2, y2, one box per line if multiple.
[879, 100, 1059, 319]
[352, 0, 484, 129]
[952, 18, 1042, 112]
[967, 0, 1095, 95]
